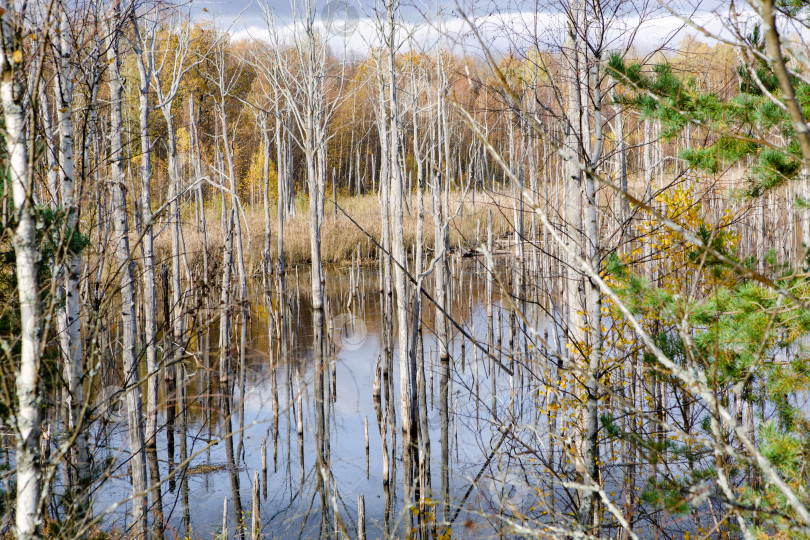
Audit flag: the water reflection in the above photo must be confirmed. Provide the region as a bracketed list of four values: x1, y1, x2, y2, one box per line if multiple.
[93, 259, 524, 538]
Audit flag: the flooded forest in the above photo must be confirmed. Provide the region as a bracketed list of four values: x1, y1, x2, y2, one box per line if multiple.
[3, 0, 810, 538]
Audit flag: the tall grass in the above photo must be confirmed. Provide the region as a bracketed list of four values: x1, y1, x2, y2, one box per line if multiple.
[159, 192, 512, 275]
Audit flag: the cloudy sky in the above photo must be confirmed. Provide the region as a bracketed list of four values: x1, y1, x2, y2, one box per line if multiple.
[187, 0, 759, 58]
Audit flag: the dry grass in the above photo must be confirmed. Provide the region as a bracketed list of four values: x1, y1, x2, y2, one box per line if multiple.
[159, 192, 513, 274]
[186, 463, 227, 474]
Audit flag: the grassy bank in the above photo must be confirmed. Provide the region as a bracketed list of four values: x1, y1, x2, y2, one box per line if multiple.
[157, 192, 512, 274]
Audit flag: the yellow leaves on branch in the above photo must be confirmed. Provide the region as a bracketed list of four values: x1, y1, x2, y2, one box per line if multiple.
[602, 182, 739, 357]
[635, 183, 738, 289]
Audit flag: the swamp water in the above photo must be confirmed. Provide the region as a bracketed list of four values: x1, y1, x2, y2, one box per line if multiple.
[88, 258, 557, 539]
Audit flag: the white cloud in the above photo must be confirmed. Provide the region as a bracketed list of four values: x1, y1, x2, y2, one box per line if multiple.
[212, 1, 778, 60]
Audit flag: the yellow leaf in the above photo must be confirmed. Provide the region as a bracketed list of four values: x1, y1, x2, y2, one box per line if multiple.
[12, 50, 21, 63]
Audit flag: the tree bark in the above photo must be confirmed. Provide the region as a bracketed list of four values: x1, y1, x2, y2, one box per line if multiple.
[55, 7, 89, 500]
[383, 0, 416, 513]
[275, 103, 286, 280]
[260, 113, 273, 284]
[131, 15, 159, 450]
[106, 9, 148, 537]
[2, 5, 43, 536]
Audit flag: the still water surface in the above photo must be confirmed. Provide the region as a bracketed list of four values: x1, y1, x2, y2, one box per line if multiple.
[92, 259, 539, 538]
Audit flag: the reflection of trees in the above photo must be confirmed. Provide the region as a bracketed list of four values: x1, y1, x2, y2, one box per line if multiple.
[313, 309, 332, 537]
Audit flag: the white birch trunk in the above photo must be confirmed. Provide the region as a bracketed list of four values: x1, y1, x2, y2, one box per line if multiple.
[160, 104, 185, 404]
[579, 55, 605, 528]
[306, 139, 324, 309]
[107, 11, 148, 536]
[434, 53, 451, 523]
[131, 17, 160, 447]
[260, 114, 273, 281]
[38, 85, 59, 206]
[2, 6, 43, 536]
[384, 1, 415, 509]
[56, 10, 79, 424]
[275, 105, 286, 278]
[55, 8, 89, 495]
[565, 0, 586, 351]
[216, 71, 248, 305]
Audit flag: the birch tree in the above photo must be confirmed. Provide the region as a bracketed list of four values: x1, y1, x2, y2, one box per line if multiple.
[130, 9, 161, 451]
[52, 4, 90, 504]
[376, 0, 417, 515]
[106, 4, 149, 536]
[208, 33, 249, 306]
[2, 2, 44, 537]
[261, 0, 347, 310]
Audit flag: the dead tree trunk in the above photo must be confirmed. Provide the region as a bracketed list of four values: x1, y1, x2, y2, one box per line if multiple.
[131, 14, 159, 449]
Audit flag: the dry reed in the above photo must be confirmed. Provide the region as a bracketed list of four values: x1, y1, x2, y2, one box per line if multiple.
[156, 192, 512, 275]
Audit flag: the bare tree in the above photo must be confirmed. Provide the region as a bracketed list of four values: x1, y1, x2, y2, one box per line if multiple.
[106, 4, 148, 536]
[130, 7, 160, 451]
[376, 0, 418, 516]
[208, 33, 249, 307]
[261, 0, 349, 310]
